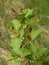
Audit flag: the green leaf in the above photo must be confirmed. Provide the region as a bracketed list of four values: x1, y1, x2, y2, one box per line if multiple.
[36, 46, 48, 58]
[11, 38, 31, 57]
[11, 60, 20, 65]
[22, 49, 31, 57]
[11, 19, 21, 31]
[11, 38, 22, 48]
[12, 47, 22, 56]
[23, 8, 33, 18]
[29, 44, 37, 59]
[30, 44, 37, 52]
[30, 27, 42, 40]
[18, 8, 33, 20]
[11, 38, 22, 56]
